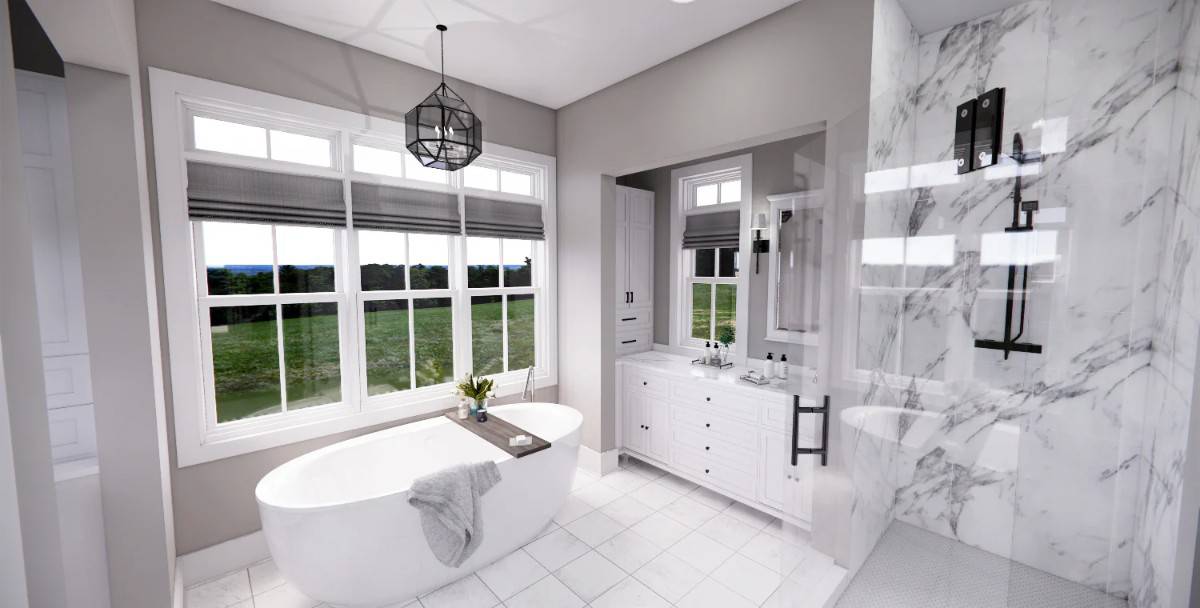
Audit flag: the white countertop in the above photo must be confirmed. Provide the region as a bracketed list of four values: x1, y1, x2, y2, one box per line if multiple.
[617, 350, 793, 397]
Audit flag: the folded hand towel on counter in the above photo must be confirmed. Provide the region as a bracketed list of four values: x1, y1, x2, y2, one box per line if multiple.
[408, 461, 502, 567]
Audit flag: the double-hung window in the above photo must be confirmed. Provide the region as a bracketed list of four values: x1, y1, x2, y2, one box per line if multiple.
[151, 69, 556, 466]
[670, 155, 751, 356]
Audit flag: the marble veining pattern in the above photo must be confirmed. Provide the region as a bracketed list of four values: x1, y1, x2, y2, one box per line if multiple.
[856, 0, 1191, 604]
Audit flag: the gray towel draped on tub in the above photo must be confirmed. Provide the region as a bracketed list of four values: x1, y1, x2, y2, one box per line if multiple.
[407, 461, 502, 567]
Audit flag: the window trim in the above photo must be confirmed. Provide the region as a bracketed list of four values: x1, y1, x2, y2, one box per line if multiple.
[150, 68, 557, 467]
[668, 154, 752, 363]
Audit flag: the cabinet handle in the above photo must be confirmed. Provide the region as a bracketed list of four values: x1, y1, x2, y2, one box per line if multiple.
[705, 446, 710, 451]
[786, 474, 792, 480]
[621, 339, 637, 345]
[705, 423, 711, 428]
[705, 397, 711, 402]
[642, 381, 648, 386]
[622, 317, 637, 322]
[705, 469, 710, 474]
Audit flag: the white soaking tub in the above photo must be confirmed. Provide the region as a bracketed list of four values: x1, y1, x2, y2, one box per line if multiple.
[256, 402, 582, 607]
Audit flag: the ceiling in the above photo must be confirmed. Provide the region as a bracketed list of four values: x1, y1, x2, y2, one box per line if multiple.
[896, 0, 1028, 34]
[209, 0, 800, 109]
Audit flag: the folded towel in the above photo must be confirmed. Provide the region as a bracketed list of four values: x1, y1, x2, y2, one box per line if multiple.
[408, 461, 502, 567]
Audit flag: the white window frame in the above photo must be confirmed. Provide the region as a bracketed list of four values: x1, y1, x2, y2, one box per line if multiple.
[668, 155, 752, 363]
[150, 68, 557, 466]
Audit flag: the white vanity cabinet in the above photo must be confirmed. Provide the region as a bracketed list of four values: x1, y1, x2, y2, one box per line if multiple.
[615, 185, 655, 354]
[618, 353, 814, 527]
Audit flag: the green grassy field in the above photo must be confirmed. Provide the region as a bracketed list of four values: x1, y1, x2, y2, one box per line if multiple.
[690, 283, 737, 341]
[211, 298, 534, 422]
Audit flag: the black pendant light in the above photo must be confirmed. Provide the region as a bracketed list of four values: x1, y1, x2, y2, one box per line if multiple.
[405, 24, 482, 172]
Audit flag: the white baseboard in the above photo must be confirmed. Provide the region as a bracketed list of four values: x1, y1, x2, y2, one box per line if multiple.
[178, 530, 269, 587]
[579, 446, 619, 476]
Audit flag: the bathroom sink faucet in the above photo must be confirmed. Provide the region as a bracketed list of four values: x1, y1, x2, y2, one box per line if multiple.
[521, 367, 534, 402]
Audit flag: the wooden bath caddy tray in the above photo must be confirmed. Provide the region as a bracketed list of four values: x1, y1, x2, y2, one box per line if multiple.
[443, 412, 551, 458]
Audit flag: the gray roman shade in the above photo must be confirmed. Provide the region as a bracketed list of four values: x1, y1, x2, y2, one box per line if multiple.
[187, 162, 346, 227]
[350, 182, 461, 235]
[464, 195, 545, 240]
[682, 210, 740, 249]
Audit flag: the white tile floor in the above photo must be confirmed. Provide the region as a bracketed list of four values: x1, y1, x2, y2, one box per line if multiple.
[185, 456, 843, 608]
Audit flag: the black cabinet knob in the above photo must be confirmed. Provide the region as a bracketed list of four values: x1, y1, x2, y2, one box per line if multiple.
[643, 381, 647, 386]
[705, 446, 710, 451]
[705, 469, 710, 474]
[705, 397, 711, 402]
[705, 423, 711, 428]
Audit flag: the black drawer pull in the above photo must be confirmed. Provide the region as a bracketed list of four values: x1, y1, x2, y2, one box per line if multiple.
[622, 317, 637, 321]
[705, 423, 711, 428]
[705, 446, 710, 451]
[621, 339, 637, 344]
[642, 381, 647, 386]
[705, 397, 711, 402]
[705, 469, 710, 474]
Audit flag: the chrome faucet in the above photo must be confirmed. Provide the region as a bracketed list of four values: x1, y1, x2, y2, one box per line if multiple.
[521, 367, 535, 402]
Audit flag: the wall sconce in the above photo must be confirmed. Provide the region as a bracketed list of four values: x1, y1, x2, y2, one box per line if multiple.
[751, 212, 770, 274]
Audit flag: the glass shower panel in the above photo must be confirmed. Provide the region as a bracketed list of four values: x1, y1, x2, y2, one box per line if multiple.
[777, 0, 1191, 606]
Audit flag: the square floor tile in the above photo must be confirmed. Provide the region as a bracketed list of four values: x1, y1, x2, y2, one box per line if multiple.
[186, 570, 252, 608]
[477, 549, 548, 600]
[633, 552, 706, 603]
[630, 512, 691, 549]
[523, 528, 590, 571]
[660, 495, 720, 529]
[252, 582, 320, 608]
[552, 494, 594, 525]
[687, 486, 735, 511]
[676, 577, 756, 608]
[723, 500, 775, 529]
[599, 469, 652, 493]
[563, 510, 625, 547]
[711, 553, 782, 605]
[600, 495, 656, 528]
[739, 531, 784, 571]
[419, 575, 498, 608]
[553, 550, 627, 602]
[699, 513, 762, 549]
[669, 530, 735, 573]
[572, 481, 624, 508]
[591, 576, 672, 608]
[248, 559, 285, 595]
[503, 574, 584, 608]
[655, 473, 699, 494]
[571, 468, 600, 492]
[596, 528, 663, 573]
[629, 481, 681, 510]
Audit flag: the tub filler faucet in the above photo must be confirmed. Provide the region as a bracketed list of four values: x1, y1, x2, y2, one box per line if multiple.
[522, 367, 535, 402]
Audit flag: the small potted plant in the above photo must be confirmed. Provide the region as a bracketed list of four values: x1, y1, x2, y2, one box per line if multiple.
[717, 325, 735, 363]
[456, 373, 495, 418]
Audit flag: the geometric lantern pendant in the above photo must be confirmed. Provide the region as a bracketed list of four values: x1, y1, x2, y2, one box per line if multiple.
[405, 25, 482, 171]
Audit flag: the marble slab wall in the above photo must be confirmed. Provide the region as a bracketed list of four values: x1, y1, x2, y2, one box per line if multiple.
[855, 0, 1187, 602]
[1134, 0, 1200, 605]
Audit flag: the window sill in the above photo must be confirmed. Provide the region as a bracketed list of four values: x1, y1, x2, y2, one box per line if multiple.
[175, 369, 555, 467]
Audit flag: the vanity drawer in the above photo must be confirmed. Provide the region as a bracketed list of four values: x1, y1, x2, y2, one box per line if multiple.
[616, 309, 653, 330]
[671, 405, 759, 447]
[626, 367, 668, 396]
[672, 445, 757, 499]
[669, 381, 761, 424]
[672, 425, 756, 473]
[616, 329, 652, 355]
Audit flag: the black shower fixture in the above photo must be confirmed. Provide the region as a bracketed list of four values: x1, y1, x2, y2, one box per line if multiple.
[954, 87, 1005, 174]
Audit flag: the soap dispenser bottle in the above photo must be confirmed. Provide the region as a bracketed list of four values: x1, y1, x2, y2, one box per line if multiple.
[764, 353, 775, 378]
[703, 342, 711, 364]
[779, 354, 789, 380]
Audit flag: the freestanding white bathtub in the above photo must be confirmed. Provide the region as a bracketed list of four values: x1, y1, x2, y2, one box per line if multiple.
[256, 402, 582, 607]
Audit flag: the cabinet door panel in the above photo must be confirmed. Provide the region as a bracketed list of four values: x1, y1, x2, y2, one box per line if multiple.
[615, 191, 629, 309]
[647, 400, 671, 462]
[623, 390, 647, 454]
[627, 222, 653, 308]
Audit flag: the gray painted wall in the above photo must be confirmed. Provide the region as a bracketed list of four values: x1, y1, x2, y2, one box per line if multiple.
[133, 0, 559, 554]
[67, 63, 176, 608]
[617, 131, 826, 359]
[556, 0, 875, 453]
[0, 1, 65, 604]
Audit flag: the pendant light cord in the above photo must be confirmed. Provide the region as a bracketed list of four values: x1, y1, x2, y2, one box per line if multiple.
[438, 24, 447, 84]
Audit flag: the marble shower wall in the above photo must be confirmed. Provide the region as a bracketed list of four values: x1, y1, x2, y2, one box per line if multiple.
[855, 0, 1186, 601]
[1135, 0, 1200, 605]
